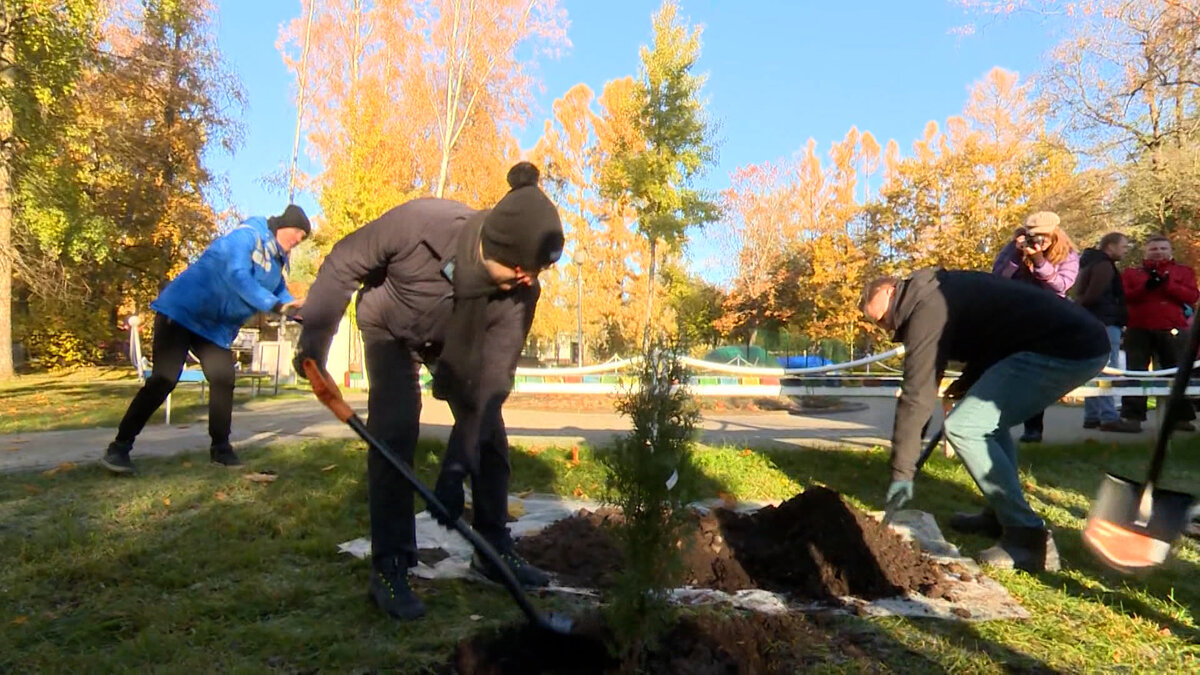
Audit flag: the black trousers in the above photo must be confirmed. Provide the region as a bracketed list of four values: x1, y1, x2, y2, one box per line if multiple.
[364, 337, 512, 570]
[1121, 327, 1196, 422]
[116, 313, 235, 447]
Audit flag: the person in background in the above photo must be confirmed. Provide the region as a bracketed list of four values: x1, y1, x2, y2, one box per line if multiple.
[1119, 234, 1200, 431]
[100, 206, 310, 474]
[991, 211, 1080, 443]
[1074, 232, 1140, 432]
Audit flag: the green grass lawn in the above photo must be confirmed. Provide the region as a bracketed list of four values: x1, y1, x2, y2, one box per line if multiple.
[1, 434, 1197, 673]
[0, 368, 310, 434]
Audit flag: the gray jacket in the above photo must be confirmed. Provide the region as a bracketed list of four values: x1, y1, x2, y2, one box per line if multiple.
[299, 197, 539, 406]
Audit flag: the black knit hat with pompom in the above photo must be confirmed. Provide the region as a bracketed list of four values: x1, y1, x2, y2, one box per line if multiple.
[481, 162, 564, 272]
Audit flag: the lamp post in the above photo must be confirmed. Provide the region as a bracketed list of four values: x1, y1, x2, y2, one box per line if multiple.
[574, 249, 588, 367]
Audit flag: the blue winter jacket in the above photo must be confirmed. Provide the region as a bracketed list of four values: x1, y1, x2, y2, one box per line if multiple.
[151, 217, 293, 349]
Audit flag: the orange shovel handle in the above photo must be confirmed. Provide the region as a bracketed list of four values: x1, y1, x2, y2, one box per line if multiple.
[302, 358, 355, 423]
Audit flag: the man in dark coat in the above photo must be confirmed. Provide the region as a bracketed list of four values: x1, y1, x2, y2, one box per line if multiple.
[861, 269, 1110, 572]
[294, 162, 564, 620]
[1074, 232, 1139, 432]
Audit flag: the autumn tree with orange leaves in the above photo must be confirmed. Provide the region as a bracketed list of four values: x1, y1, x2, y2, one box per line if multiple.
[528, 77, 681, 361]
[721, 68, 1081, 351]
[280, 0, 568, 249]
[720, 129, 876, 350]
[866, 68, 1081, 276]
[9, 0, 242, 369]
[958, 0, 1200, 260]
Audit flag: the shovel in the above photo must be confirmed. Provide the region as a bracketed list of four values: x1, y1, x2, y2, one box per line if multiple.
[301, 359, 608, 653]
[1083, 320, 1200, 573]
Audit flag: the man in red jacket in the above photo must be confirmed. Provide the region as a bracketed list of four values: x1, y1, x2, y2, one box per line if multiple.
[1120, 234, 1200, 430]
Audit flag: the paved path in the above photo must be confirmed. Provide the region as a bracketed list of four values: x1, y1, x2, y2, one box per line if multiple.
[0, 395, 1165, 473]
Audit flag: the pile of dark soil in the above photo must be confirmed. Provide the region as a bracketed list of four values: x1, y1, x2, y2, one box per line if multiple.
[515, 486, 950, 601]
[452, 611, 845, 675]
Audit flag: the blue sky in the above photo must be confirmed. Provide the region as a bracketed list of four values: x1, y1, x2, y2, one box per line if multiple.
[211, 1, 1060, 281]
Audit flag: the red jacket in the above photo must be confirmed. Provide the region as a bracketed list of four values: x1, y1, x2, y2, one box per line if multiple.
[1122, 259, 1200, 331]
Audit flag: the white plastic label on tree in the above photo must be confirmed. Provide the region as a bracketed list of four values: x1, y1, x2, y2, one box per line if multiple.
[665, 469, 679, 491]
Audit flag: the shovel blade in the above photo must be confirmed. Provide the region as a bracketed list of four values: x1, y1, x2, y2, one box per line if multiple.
[1083, 473, 1195, 573]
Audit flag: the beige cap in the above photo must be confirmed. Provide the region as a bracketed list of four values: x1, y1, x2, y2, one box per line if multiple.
[1024, 211, 1060, 236]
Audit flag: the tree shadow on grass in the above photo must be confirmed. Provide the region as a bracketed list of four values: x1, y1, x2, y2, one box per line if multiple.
[0, 441, 527, 673]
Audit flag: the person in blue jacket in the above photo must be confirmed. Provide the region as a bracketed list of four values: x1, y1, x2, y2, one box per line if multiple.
[100, 205, 310, 474]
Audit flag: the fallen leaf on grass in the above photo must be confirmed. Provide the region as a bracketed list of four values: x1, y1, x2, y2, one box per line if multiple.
[214, 491, 228, 501]
[163, 498, 171, 506]
[739, 448, 752, 457]
[181, 461, 193, 468]
[572, 487, 588, 499]
[469, 615, 483, 621]
[321, 464, 337, 472]
[22, 484, 40, 495]
[11, 616, 27, 626]
[41, 462, 76, 477]
[244, 471, 279, 484]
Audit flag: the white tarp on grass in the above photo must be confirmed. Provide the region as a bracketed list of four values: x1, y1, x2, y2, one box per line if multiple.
[336, 494, 1029, 622]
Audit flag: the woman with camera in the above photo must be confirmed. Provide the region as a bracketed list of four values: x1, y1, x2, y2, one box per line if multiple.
[990, 211, 1080, 443]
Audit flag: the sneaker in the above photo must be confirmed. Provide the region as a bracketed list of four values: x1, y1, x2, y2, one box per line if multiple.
[1175, 421, 1196, 432]
[1018, 431, 1043, 443]
[368, 557, 426, 620]
[100, 441, 136, 474]
[471, 549, 551, 588]
[1098, 419, 1141, 433]
[210, 443, 243, 468]
[1082, 419, 1100, 429]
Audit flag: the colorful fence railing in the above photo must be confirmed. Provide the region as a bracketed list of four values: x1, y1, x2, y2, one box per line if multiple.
[341, 346, 1200, 398]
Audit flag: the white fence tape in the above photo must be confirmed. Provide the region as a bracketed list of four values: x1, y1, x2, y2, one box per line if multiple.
[514, 347, 908, 378]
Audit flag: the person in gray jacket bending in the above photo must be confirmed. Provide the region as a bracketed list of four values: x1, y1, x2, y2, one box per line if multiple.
[862, 269, 1109, 572]
[294, 162, 564, 621]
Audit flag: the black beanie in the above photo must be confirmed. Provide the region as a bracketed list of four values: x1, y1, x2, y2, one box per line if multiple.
[481, 162, 564, 272]
[268, 204, 311, 236]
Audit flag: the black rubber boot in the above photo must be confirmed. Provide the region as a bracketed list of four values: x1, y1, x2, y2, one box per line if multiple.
[100, 441, 136, 474]
[979, 526, 1061, 572]
[948, 508, 1003, 539]
[368, 556, 426, 621]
